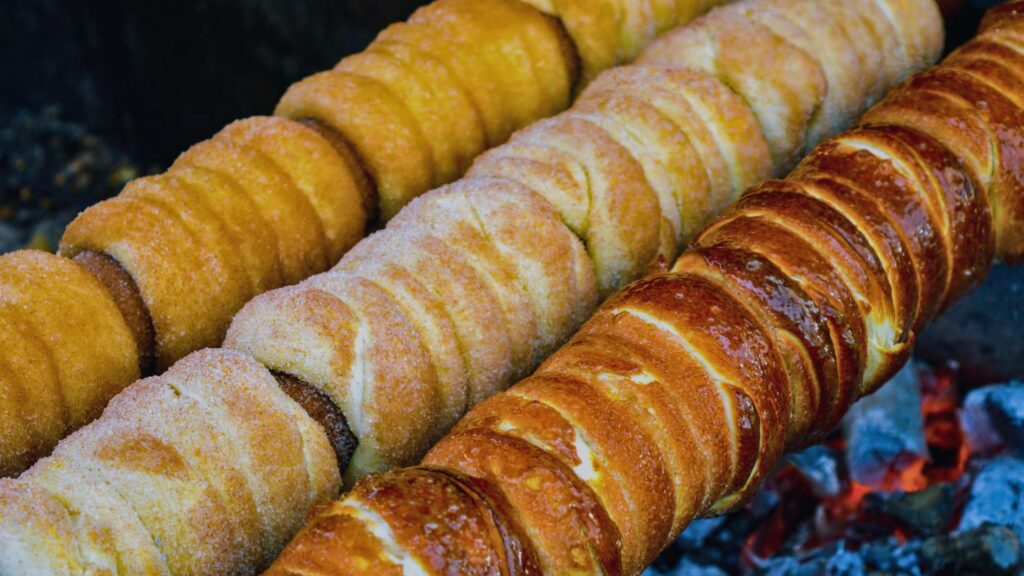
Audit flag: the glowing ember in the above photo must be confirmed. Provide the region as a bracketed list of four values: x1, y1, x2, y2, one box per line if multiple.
[647, 360, 1023, 575]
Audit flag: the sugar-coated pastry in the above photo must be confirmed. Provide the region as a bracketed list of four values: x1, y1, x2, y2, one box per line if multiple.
[61, 117, 371, 370]
[278, 0, 581, 219]
[0, 0, 726, 481]
[232, 0, 929, 489]
[0, 250, 139, 477]
[230, 0, 936, 497]
[517, 0, 724, 82]
[0, 349, 340, 575]
[226, 179, 597, 484]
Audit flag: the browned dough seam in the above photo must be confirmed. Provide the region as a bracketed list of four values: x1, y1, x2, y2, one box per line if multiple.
[298, 118, 381, 226]
[73, 250, 156, 375]
[65, 251, 358, 473]
[274, 371, 359, 472]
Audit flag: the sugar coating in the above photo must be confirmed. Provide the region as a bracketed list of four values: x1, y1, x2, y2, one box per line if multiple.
[0, 349, 338, 575]
[0, 250, 138, 477]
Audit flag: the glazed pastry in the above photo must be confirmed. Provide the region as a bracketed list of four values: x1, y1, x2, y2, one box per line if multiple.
[265, 5, 1024, 575]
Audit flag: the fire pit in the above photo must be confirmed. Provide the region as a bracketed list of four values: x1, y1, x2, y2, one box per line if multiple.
[645, 357, 1024, 575]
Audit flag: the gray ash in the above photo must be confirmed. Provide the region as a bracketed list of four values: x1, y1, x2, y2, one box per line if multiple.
[0, 106, 151, 253]
[647, 363, 1024, 576]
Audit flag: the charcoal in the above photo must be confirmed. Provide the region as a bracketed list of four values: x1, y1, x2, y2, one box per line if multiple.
[823, 545, 867, 576]
[858, 536, 923, 574]
[918, 524, 1021, 575]
[649, 517, 735, 574]
[752, 543, 867, 576]
[863, 483, 955, 538]
[917, 264, 1024, 386]
[678, 517, 728, 549]
[842, 363, 928, 488]
[642, 558, 728, 576]
[787, 445, 844, 498]
[747, 485, 782, 521]
[958, 456, 1024, 541]
[962, 382, 1024, 455]
[755, 556, 803, 576]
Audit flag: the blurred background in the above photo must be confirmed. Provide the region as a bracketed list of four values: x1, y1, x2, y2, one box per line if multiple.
[0, 0, 424, 252]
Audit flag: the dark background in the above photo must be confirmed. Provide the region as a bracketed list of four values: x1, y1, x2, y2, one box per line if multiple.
[1, 0, 426, 166]
[0, 0, 1002, 175]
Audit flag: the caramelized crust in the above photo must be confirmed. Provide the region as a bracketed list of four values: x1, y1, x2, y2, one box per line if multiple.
[431, 469, 544, 575]
[264, 502, 403, 576]
[424, 428, 623, 575]
[344, 468, 534, 575]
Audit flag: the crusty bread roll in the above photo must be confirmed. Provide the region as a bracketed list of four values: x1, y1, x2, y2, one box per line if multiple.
[261, 5, 1024, 576]
[861, 9, 1024, 263]
[0, 349, 340, 576]
[0, 250, 139, 477]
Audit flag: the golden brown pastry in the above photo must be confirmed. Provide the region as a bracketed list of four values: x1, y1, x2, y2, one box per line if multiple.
[0, 0, 940, 571]
[265, 5, 1024, 576]
[517, 0, 723, 83]
[230, 0, 938, 497]
[0, 0, 724, 481]
[61, 116, 371, 371]
[0, 250, 139, 477]
[0, 349, 340, 576]
[277, 0, 575, 221]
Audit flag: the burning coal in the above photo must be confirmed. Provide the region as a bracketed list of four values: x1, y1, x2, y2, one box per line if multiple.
[646, 362, 1024, 575]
